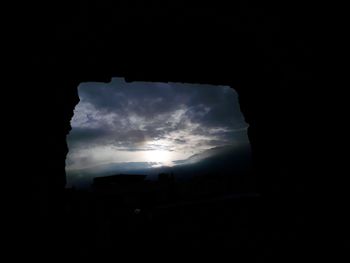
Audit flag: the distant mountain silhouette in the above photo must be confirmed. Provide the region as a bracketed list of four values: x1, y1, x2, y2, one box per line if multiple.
[66, 143, 252, 188]
[174, 143, 250, 165]
[156, 143, 252, 180]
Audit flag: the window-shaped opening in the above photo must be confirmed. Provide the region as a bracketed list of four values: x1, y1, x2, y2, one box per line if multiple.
[66, 77, 254, 203]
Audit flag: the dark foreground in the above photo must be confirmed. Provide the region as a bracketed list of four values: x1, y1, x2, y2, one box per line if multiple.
[51, 190, 308, 261]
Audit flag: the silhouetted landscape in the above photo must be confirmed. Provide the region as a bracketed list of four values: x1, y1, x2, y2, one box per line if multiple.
[63, 171, 259, 258]
[67, 143, 253, 188]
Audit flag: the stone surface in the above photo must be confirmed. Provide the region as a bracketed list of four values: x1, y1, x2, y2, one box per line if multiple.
[18, 2, 320, 260]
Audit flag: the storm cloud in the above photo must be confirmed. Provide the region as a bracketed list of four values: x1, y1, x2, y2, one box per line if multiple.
[66, 78, 249, 172]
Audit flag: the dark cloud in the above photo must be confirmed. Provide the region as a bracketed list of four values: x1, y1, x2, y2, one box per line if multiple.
[68, 127, 111, 147]
[174, 138, 187, 144]
[78, 78, 245, 127]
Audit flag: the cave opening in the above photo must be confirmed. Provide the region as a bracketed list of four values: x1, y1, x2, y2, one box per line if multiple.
[65, 77, 255, 202]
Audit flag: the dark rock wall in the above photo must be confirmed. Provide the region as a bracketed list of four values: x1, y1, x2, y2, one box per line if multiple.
[19, 1, 318, 260]
[26, 0, 313, 215]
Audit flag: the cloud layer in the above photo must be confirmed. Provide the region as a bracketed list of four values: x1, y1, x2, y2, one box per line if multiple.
[66, 78, 249, 171]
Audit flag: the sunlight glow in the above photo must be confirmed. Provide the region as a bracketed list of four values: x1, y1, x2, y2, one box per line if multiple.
[143, 150, 172, 166]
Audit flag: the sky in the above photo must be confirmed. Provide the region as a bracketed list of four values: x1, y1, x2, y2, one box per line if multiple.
[66, 78, 249, 180]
